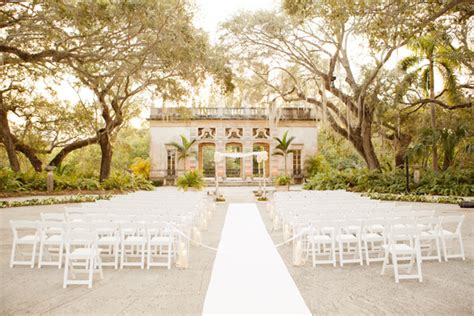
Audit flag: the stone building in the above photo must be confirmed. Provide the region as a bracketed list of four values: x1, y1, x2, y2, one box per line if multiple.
[149, 107, 318, 184]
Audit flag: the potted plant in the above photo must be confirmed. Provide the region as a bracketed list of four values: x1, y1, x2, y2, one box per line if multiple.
[275, 175, 291, 191]
[176, 170, 204, 191]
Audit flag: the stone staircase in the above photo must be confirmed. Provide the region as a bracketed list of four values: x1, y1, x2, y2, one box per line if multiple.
[204, 178, 269, 187]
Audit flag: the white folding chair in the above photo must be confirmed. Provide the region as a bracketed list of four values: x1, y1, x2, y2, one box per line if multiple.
[147, 222, 175, 269]
[306, 221, 337, 267]
[9, 220, 40, 268]
[416, 217, 442, 262]
[439, 216, 465, 261]
[337, 220, 363, 267]
[63, 230, 103, 288]
[40, 212, 66, 222]
[38, 221, 65, 268]
[95, 222, 120, 269]
[362, 219, 387, 265]
[381, 219, 422, 283]
[120, 222, 147, 269]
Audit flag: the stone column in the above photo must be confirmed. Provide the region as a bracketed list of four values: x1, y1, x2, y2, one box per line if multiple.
[242, 127, 253, 180]
[215, 127, 226, 179]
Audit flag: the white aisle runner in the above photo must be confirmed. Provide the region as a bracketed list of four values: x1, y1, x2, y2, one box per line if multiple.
[203, 203, 311, 315]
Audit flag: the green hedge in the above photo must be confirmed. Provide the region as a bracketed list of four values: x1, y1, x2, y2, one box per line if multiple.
[363, 193, 466, 204]
[0, 168, 154, 192]
[303, 168, 474, 196]
[0, 194, 112, 208]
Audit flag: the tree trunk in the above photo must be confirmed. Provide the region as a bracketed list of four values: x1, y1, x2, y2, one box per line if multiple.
[15, 143, 43, 171]
[0, 108, 20, 172]
[49, 136, 98, 167]
[442, 152, 453, 171]
[284, 155, 287, 176]
[429, 60, 439, 172]
[395, 134, 412, 168]
[99, 129, 113, 182]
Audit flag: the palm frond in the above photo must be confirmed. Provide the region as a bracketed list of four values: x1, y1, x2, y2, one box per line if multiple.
[399, 56, 421, 71]
[437, 60, 461, 105]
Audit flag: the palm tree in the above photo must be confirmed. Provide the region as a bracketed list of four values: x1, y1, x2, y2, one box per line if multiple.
[273, 130, 296, 176]
[400, 33, 461, 172]
[439, 125, 469, 171]
[170, 135, 196, 171]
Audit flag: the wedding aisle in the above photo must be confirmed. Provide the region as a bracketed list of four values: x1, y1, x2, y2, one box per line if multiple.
[203, 203, 311, 315]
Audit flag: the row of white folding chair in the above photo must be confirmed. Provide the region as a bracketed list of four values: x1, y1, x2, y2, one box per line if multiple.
[10, 220, 177, 271]
[302, 215, 465, 275]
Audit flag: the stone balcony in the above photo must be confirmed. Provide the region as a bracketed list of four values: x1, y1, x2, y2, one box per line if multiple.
[149, 107, 317, 121]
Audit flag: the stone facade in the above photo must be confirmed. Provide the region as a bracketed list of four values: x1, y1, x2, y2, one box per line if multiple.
[149, 107, 318, 184]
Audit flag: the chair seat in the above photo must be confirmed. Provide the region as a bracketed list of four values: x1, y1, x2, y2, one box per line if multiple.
[384, 244, 414, 254]
[416, 224, 430, 231]
[308, 235, 331, 242]
[338, 234, 358, 242]
[440, 230, 455, 236]
[345, 225, 360, 233]
[321, 227, 335, 234]
[98, 236, 120, 244]
[18, 235, 39, 243]
[70, 248, 100, 258]
[363, 233, 383, 241]
[149, 236, 172, 244]
[45, 235, 63, 243]
[368, 224, 384, 233]
[124, 236, 146, 244]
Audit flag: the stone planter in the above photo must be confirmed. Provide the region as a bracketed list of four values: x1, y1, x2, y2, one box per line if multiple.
[276, 185, 289, 191]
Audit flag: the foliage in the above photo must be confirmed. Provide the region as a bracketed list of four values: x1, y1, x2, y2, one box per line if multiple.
[363, 193, 466, 204]
[0, 167, 153, 192]
[304, 154, 330, 177]
[176, 170, 204, 191]
[273, 131, 296, 175]
[275, 175, 292, 186]
[215, 195, 226, 202]
[170, 135, 197, 169]
[257, 196, 268, 201]
[130, 158, 151, 179]
[0, 194, 112, 209]
[304, 168, 473, 196]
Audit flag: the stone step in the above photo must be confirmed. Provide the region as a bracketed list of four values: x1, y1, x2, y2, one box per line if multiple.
[204, 179, 269, 187]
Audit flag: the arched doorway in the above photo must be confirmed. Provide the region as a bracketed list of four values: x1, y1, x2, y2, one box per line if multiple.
[198, 143, 215, 177]
[253, 143, 270, 177]
[225, 142, 242, 178]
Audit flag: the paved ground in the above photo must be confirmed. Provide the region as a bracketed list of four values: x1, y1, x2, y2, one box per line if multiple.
[258, 197, 474, 315]
[1, 187, 473, 315]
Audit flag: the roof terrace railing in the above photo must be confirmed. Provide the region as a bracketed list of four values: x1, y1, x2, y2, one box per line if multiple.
[149, 107, 317, 120]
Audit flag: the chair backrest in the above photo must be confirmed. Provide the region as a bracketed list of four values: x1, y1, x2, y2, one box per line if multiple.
[38, 221, 64, 236]
[64, 230, 97, 247]
[40, 213, 65, 222]
[120, 222, 147, 237]
[440, 215, 464, 233]
[389, 218, 417, 242]
[10, 220, 38, 238]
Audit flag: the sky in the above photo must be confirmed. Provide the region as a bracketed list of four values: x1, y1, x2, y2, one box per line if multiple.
[194, 0, 278, 43]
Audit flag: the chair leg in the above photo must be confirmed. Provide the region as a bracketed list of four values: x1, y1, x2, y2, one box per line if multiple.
[441, 236, 448, 262]
[381, 250, 389, 275]
[147, 243, 152, 269]
[120, 244, 125, 269]
[339, 241, 343, 267]
[31, 241, 37, 268]
[10, 241, 16, 268]
[141, 244, 145, 269]
[38, 242, 44, 269]
[63, 256, 69, 289]
[114, 244, 119, 269]
[435, 237, 441, 262]
[332, 241, 336, 267]
[358, 240, 363, 265]
[311, 242, 316, 268]
[88, 258, 94, 289]
[392, 253, 399, 283]
[364, 239, 370, 265]
[58, 244, 63, 269]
